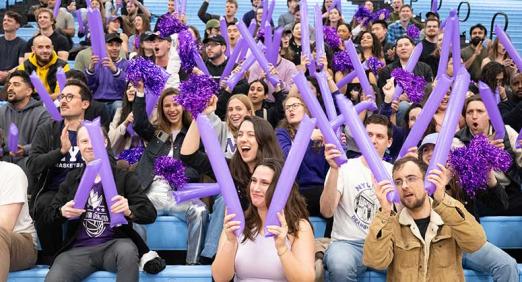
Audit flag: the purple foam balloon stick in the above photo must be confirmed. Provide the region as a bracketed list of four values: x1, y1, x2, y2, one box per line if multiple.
[424, 68, 470, 195]
[173, 183, 221, 203]
[294, 72, 347, 166]
[180, 0, 186, 15]
[336, 70, 357, 89]
[8, 123, 18, 153]
[53, 0, 61, 18]
[398, 74, 452, 158]
[87, 8, 107, 59]
[259, 0, 269, 28]
[220, 18, 231, 57]
[73, 159, 102, 210]
[237, 21, 279, 86]
[75, 10, 85, 34]
[227, 54, 256, 90]
[193, 49, 210, 76]
[436, 19, 453, 79]
[84, 118, 128, 227]
[314, 5, 325, 68]
[450, 15, 462, 73]
[344, 40, 375, 99]
[330, 101, 378, 131]
[196, 114, 244, 235]
[179, 183, 220, 191]
[265, 115, 316, 236]
[391, 43, 423, 101]
[495, 25, 522, 73]
[299, 0, 311, 59]
[145, 92, 160, 118]
[56, 67, 67, 92]
[221, 39, 245, 80]
[336, 95, 398, 202]
[431, 0, 438, 12]
[30, 72, 63, 121]
[85, 0, 91, 7]
[126, 124, 136, 136]
[315, 71, 337, 121]
[268, 27, 283, 65]
[237, 21, 257, 61]
[478, 81, 506, 140]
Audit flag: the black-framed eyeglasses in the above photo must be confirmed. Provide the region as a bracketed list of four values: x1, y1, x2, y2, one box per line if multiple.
[58, 93, 80, 103]
[284, 102, 303, 111]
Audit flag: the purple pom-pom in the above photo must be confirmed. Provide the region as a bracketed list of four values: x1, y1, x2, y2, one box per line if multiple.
[370, 8, 391, 22]
[178, 29, 198, 73]
[176, 74, 218, 117]
[156, 14, 188, 38]
[366, 56, 384, 75]
[406, 24, 420, 41]
[354, 6, 372, 25]
[449, 135, 512, 198]
[332, 50, 354, 72]
[391, 68, 426, 103]
[126, 57, 170, 97]
[153, 156, 188, 190]
[324, 26, 341, 50]
[117, 146, 144, 165]
[256, 28, 265, 42]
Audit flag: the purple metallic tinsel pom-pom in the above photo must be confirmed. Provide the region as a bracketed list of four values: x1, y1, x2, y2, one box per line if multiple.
[366, 56, 384, 75]
[448, 134, 512, 198]
[153, 156, 187, 190]
[117, 146, 144, 165]
[324, 26, 341, 50]
[332, 51, 353, 72]
[176, 74, 218, 117]
[126, 57, 170, 97]
[370, 8, 391, 22]
[156, 14, 188, 38]
[178, 29, 198, 73]
[391, 68, 426, 103]
[354, 6, 372, 25]
[406, 25, 420, 41]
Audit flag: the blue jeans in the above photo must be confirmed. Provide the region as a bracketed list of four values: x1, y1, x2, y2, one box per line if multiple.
[396, 101, 412, 128]
[201, 194, 225, 258]
[324, 240, 367, 282]
[101, 100, 123, 120]
[463, 241, 518, 282]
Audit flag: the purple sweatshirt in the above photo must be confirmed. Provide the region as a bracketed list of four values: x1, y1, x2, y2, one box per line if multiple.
[86, 58, 128, 101]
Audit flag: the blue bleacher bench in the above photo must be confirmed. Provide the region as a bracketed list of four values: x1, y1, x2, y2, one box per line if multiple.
[479, 216, 522, 249]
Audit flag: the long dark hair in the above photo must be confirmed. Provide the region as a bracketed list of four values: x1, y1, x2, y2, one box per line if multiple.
[358, 30, 383, 61]
[117, 82, 135, 128]
[243, 158, 309, 242]
[480, 61, 509, 91]
[156, 88, 192, 133]
[230, 116, 283, 192]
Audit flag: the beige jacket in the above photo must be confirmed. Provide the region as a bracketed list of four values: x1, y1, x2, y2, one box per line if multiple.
[363, 195, 486, 282]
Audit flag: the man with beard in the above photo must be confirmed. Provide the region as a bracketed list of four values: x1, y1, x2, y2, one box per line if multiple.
[462, 24, 488, 82]
[499, 72, 522, 132]
[23, 8, 70, 61]
[86, 33, 129, 119]
[0, 71, 50, 165]
[321, 115, 394, 282]
[198, 0, 238, 24]
[203, 35, 228, 82]
[27, 79, 90, 262]
[0, 11, 27, 86]
[419, 18, 440, 75]
[363, 157, 486, 281]
[18, 35, 70, 99]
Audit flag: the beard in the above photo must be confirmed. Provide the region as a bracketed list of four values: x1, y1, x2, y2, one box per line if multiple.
[400, 192, 426, 210]
[36, 54, 52, 66]
[7, 92, 25, 104]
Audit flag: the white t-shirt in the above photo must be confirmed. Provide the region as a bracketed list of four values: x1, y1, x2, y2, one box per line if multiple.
[330, 157, 393, 242]
[0, 162, 37, 246]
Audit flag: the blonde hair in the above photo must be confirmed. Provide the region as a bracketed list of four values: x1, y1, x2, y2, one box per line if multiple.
[226, 94, 255, 137]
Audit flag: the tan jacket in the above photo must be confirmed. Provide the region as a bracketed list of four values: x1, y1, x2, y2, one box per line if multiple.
[363, 195, 486, 282]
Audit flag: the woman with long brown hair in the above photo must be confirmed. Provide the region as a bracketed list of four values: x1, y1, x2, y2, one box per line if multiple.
[212, 158, 315, 282]
[133, 86, 208, 265]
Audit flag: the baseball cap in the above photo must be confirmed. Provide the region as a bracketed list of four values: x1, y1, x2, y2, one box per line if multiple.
[203, 35, 226, 45]
[142, 31, 172, 42]
[425, 11, 439, 20]
[419, 133, 438, 153]
[107, 15, 123, 25]
[206, 19, 220, 30]
[105, 32, 123, 43]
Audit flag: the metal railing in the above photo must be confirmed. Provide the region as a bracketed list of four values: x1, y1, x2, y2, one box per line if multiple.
[490, 12, 509, 39]
[457, 1, 471, 22]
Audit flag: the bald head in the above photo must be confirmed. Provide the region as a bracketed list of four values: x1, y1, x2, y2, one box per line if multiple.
[32, 35, 54, 66]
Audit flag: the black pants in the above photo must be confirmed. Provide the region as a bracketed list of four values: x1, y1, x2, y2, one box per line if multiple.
[34, 190, 63, 256]
[300, 186, 333, 238]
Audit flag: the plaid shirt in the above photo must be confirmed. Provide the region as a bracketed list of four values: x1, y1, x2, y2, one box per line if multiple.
[387, 20, 418, 45]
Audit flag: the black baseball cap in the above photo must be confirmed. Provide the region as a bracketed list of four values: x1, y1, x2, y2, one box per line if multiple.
[203, 35, 226, 45]
[425, 11, 439, 20]
[105, 33, 123, 43]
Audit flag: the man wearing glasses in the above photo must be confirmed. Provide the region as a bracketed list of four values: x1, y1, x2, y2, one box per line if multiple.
[202, 35, 228, 82]
[321, 114, 394, 282]
[26, 79, 91, 263]
[363, 156, 486, 281]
